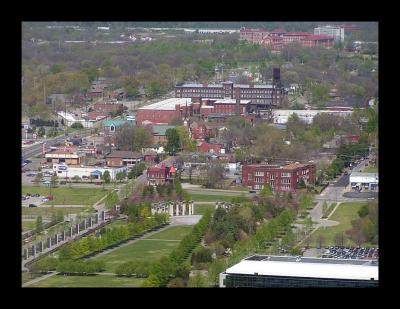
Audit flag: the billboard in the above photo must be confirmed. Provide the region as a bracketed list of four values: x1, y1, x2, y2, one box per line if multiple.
[57, 165, 68, 171]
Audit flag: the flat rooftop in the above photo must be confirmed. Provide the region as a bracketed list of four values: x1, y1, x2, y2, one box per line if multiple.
[138, 98, 192, 111]
[224, 255, 378, 281]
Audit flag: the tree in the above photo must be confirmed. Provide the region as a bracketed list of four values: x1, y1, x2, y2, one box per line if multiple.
[311, 84, 330, 108]
[165, 128, 181, 155]
[37, 127, 45, 137]
[116, 171, 126, 183]
[102, 170, 111, 184]
[128, 163, 146, 179]
[35, 215, 44, 234]
[188, 272, 208, 287]
[105, 191, 119, 209]
[71, 122, 84, 129]
[260, 184, 273, 197]
[33, 173, 43, 186]
[51, 172, 58, 187]
[176, 126, 196, 152]
[205, 162, 225, 189]
[72, 175, 81, 183]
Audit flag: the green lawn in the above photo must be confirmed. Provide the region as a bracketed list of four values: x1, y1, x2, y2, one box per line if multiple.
[194, 204, 216, 215]
[22, 186, 110, 205]
[310, 202, 367, 247]
[146, 225, 193, 240]
[22, 221, 36, 232]
[105, 219, 129, 229]
[22, 207, 87, 217]
[94, 226, 193, 272]
[28, 274, 145, 288]
[22, 272, 44, 285]
[189, 193, 240, 202]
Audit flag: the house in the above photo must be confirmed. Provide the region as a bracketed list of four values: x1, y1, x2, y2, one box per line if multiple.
[190, 122, 211, 141]
[45, 150, 85, 166]
[197, 141, 224, 154]
[150, 125, 176, 144]
[143, 150, 157, 162]
[106, 151, 143, 167]
[93, 103, 125, 114]
[103, 119, 131, 133]
[146, 163, 176, 186]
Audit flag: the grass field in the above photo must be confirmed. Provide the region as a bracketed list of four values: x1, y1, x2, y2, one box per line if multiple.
[28, 274, 145, 288]
[22, 221, 36, 232]
[22, 272, 44, 285]
[189, 193, 242, 202]
[310, 202, 366, 247]
[146, 225, 193, 240]
[22, 186, 110, 206]
[194, 204, 216, 215]
[22, 207, 87, 217]
[94, 226, 193, 272]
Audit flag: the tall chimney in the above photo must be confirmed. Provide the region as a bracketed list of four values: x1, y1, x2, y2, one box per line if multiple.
[235, 87, 241, 116]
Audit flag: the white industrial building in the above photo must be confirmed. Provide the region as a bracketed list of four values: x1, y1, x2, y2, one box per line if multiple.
[57, 111, 104, 128]
[272, 109, 353, 124]
[220, 255, 378, 288]
[314, 25, 345, 42]
[52, 163, 127, 181]
[137, 97, 193, 111]
[349, 172, 379, 191]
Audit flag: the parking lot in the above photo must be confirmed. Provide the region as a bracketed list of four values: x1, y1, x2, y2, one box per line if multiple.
[21, 195, 45, 207]
[322, 246, 378, 260]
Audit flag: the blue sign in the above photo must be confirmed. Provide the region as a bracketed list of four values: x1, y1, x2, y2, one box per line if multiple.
[58, 165, 67, 171]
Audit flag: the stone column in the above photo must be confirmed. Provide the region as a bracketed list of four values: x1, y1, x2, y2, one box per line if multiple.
[49, 237, 52, 248]
[175, 203, 179, 216]
[182, 203, 186, 216]
[56, 234, 59, 244]
[24, 248, 28, 260]
[63, 230, 66, 241]
[101, 211, 105, 221]
[190, 202, 194, 215]
[70, 226, 73, 237]
[40, 241, 44, 252]
[95, 213, 99, 224]
[33, 245, 36, 256]
[84, 219, 87, 230]
[89, 217, 93, 228]
[77, 223, 80, 234]
[169, 203, 174, 216]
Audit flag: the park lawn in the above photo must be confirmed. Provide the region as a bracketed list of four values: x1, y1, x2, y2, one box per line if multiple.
[94, 226, 193, 272]
[105, 219, 129, 229]
[310, 202, 366, 247]
[22, 221, 36, 232]
[22, 186, 110, 205]
[194, 204, 216, 215]
[147, 225, 193, 240]
[364, 166, 378, 173]
[28, 274, 145, 288]
[22, 207, 87, 217]
[189, 193, 240, 202]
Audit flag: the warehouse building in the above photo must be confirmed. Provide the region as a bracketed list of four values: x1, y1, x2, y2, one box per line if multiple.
[52, 163, 127, 181]
[220, 255, 378, 288]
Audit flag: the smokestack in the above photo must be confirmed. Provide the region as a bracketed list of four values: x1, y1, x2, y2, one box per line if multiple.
[235, 87, 241, 116]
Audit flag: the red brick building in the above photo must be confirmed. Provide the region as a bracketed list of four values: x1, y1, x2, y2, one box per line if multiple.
[242, 162, 316, 192]
[190, 122, 211, 141]
[93, 103, 125, 114]
[240, 27, 334, 50]
[197, 142, 224, 154]
[136, 98, 192, 125]
[146, 163, 176, 185]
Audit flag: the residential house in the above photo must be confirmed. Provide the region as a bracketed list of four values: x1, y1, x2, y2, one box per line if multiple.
[146, 163, 176, 186]
[150, 125, 176, 144]
[106, 150, 143, 167]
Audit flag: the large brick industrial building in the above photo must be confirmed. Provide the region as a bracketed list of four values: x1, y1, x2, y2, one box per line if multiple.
[136, 97, 254, 125]
[175, 81, 286, 107]
[239, 27, 334, 51]
[242, 162, 316, 192]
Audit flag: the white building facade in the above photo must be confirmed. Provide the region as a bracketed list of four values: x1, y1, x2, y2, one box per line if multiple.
[272, 109, 353, 125]
[52, 163, 127, 181]
[314, 26, 345, 42]
[349, 172, 379, 191]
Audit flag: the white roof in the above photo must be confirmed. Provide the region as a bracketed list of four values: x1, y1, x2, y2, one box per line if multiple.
[225, 257, 378, 281]
[350, 172, 378, 183]
[213, 99, 251, 105]
[138, 98, 192, 111]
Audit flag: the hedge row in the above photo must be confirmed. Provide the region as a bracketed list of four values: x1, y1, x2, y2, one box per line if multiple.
[115, 261, 152, 278]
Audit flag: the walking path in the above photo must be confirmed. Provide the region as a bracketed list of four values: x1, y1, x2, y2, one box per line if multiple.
[22, 271, 58, 287]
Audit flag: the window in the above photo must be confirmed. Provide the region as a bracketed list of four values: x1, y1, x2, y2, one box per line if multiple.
[281, 172, 291, 177]
[248, 173, 253, 181]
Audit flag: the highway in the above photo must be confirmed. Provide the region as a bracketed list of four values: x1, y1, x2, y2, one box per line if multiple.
[22, 129, 93, 161]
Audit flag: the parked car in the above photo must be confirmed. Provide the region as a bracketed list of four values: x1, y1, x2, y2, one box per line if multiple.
[28, 204, 37, 208]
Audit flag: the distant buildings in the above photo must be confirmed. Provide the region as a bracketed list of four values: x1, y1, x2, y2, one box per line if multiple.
[106, 150, 142, 167]
[242, 162, 316, 192]
[271, 108, 353, 124]
[146, 163, 176, 186]
[239, 27, 334, 51]
[314, 25, 345, 42]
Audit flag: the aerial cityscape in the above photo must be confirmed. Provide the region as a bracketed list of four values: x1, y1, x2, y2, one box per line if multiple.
[21, 21, 378, 288]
